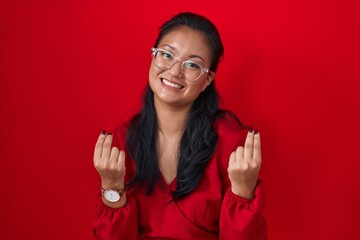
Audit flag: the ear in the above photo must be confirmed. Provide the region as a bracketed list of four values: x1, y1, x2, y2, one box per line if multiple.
[201, 72, 215, 92]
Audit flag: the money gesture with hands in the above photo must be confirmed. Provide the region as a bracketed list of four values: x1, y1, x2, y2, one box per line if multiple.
[93, 131, 126, 198]
[228, 130, 262, 199]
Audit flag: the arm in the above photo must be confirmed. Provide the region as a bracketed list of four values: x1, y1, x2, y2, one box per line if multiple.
[94, 195, 138, 240]
[220, 181, 267, 240]
[219, 130, 267, 240]
[93, 130, 139, 240]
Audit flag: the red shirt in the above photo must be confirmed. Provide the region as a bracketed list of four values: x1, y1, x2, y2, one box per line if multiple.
[94, 117, 267, 240]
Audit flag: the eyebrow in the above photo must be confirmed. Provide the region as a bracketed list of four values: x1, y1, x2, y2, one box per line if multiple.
[161, 44, 205, 63]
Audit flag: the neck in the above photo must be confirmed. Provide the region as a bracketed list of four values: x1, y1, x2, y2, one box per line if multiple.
[154, 99, 191, 137]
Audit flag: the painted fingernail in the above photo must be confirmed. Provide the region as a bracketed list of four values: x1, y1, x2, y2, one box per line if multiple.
[101, 130, 106, 135]
[108, 132, 112, 135]
[249, 128, 254, 133]
[255, 130, 259, 134]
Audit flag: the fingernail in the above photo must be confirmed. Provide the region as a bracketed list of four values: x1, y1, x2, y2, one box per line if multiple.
[249, 128, 254, 133]
[108, 132, 112, 135]
[101, 130, 106, 135]
[254, 130, 259, 134]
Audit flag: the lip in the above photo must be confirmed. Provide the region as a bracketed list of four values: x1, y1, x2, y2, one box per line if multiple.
[160, 77, 185, 90]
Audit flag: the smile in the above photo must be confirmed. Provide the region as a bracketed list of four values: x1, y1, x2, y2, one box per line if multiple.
[161, 78, 184, 89]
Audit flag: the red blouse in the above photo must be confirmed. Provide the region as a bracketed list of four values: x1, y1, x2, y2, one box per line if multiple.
[94, 117, 267, 240]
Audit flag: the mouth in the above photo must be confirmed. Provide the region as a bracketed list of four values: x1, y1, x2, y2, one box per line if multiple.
[160, 78, 185, 89]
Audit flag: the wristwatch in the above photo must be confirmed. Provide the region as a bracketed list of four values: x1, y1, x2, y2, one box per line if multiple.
[101, 187, 125, 203]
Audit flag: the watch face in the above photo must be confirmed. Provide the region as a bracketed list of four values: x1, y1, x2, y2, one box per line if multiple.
[103, 190, 120, 202]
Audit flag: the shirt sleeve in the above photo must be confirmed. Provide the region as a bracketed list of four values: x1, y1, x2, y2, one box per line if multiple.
[93, 197, 138, 240]
[220, 181, 267, 240]
[218, 127, 268, 240]
[93, 124, 139, 240]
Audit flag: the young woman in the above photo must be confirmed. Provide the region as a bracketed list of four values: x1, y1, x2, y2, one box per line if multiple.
[93, 12, 267, 240]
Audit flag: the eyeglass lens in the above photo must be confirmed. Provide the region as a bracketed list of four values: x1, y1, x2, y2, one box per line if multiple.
[153, 50, 203, 81]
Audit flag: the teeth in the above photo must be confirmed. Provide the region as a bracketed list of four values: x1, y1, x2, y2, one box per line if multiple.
[162, 79, 183, 89]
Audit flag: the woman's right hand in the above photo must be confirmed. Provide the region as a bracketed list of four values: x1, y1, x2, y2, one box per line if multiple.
[93, 131, 126, 191]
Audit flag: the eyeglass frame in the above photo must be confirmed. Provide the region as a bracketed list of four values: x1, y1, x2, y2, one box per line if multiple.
[151, 48, 215, 82]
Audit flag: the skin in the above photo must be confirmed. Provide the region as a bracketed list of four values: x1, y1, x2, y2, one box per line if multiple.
[93, 27, 262, 208]
[148, 27, 213, 109]
[149, 27, 214, 184]
[228, 130, 262, 199]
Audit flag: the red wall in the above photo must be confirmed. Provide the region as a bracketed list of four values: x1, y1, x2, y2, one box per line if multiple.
[1, 0, 359, 239]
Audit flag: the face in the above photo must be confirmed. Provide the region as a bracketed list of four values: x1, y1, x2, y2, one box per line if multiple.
[149, 27, 214, 109]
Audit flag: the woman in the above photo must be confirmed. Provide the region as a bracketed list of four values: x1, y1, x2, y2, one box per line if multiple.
[93, 12, 267, 239]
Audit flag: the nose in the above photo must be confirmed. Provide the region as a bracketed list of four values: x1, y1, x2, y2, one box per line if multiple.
[168, 61, 183, 79]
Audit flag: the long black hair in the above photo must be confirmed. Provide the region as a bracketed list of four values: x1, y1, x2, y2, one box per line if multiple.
[126, 12, 242, 200]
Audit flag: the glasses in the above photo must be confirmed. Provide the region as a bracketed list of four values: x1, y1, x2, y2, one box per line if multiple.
[151, 48, 215, 82]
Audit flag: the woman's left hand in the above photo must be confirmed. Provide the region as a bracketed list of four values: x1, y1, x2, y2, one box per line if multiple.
[228, 130, 262, 199]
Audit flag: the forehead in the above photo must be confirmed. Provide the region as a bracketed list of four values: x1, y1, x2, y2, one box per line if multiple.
[158, 27, 212, 62]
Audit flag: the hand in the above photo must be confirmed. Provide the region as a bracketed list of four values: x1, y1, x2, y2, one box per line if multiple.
[93, 131, 126, 190]
[228, 130, 262, 199]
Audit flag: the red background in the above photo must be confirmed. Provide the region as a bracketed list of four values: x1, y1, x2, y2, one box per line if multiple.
[1, 0, 359, 239]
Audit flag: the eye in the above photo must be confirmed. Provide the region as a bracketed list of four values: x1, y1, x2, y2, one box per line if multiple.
[184, 61, 201, 70]
[159, 50, 173, 60]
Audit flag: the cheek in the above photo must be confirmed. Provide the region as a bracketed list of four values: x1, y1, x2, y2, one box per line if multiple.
[149, 65, 163, 94]
[201, 81, 208, 91]
[196, 77, 210, 92]
[149, 66, 155, 79]
[188, 81, 207, 96]
[149, 66, 158, 83]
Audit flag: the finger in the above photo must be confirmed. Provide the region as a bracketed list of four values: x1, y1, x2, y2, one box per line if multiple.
[101, 133, 113, 159]
[253, 132, 262, 163]
[229, 151, 236, 166]
[244, 130, 254, 160]
[117, 150, 126, 169]
[109, 146, 120, 166]
[94, 130, 107, 161]
[235, 146, 244, 166]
